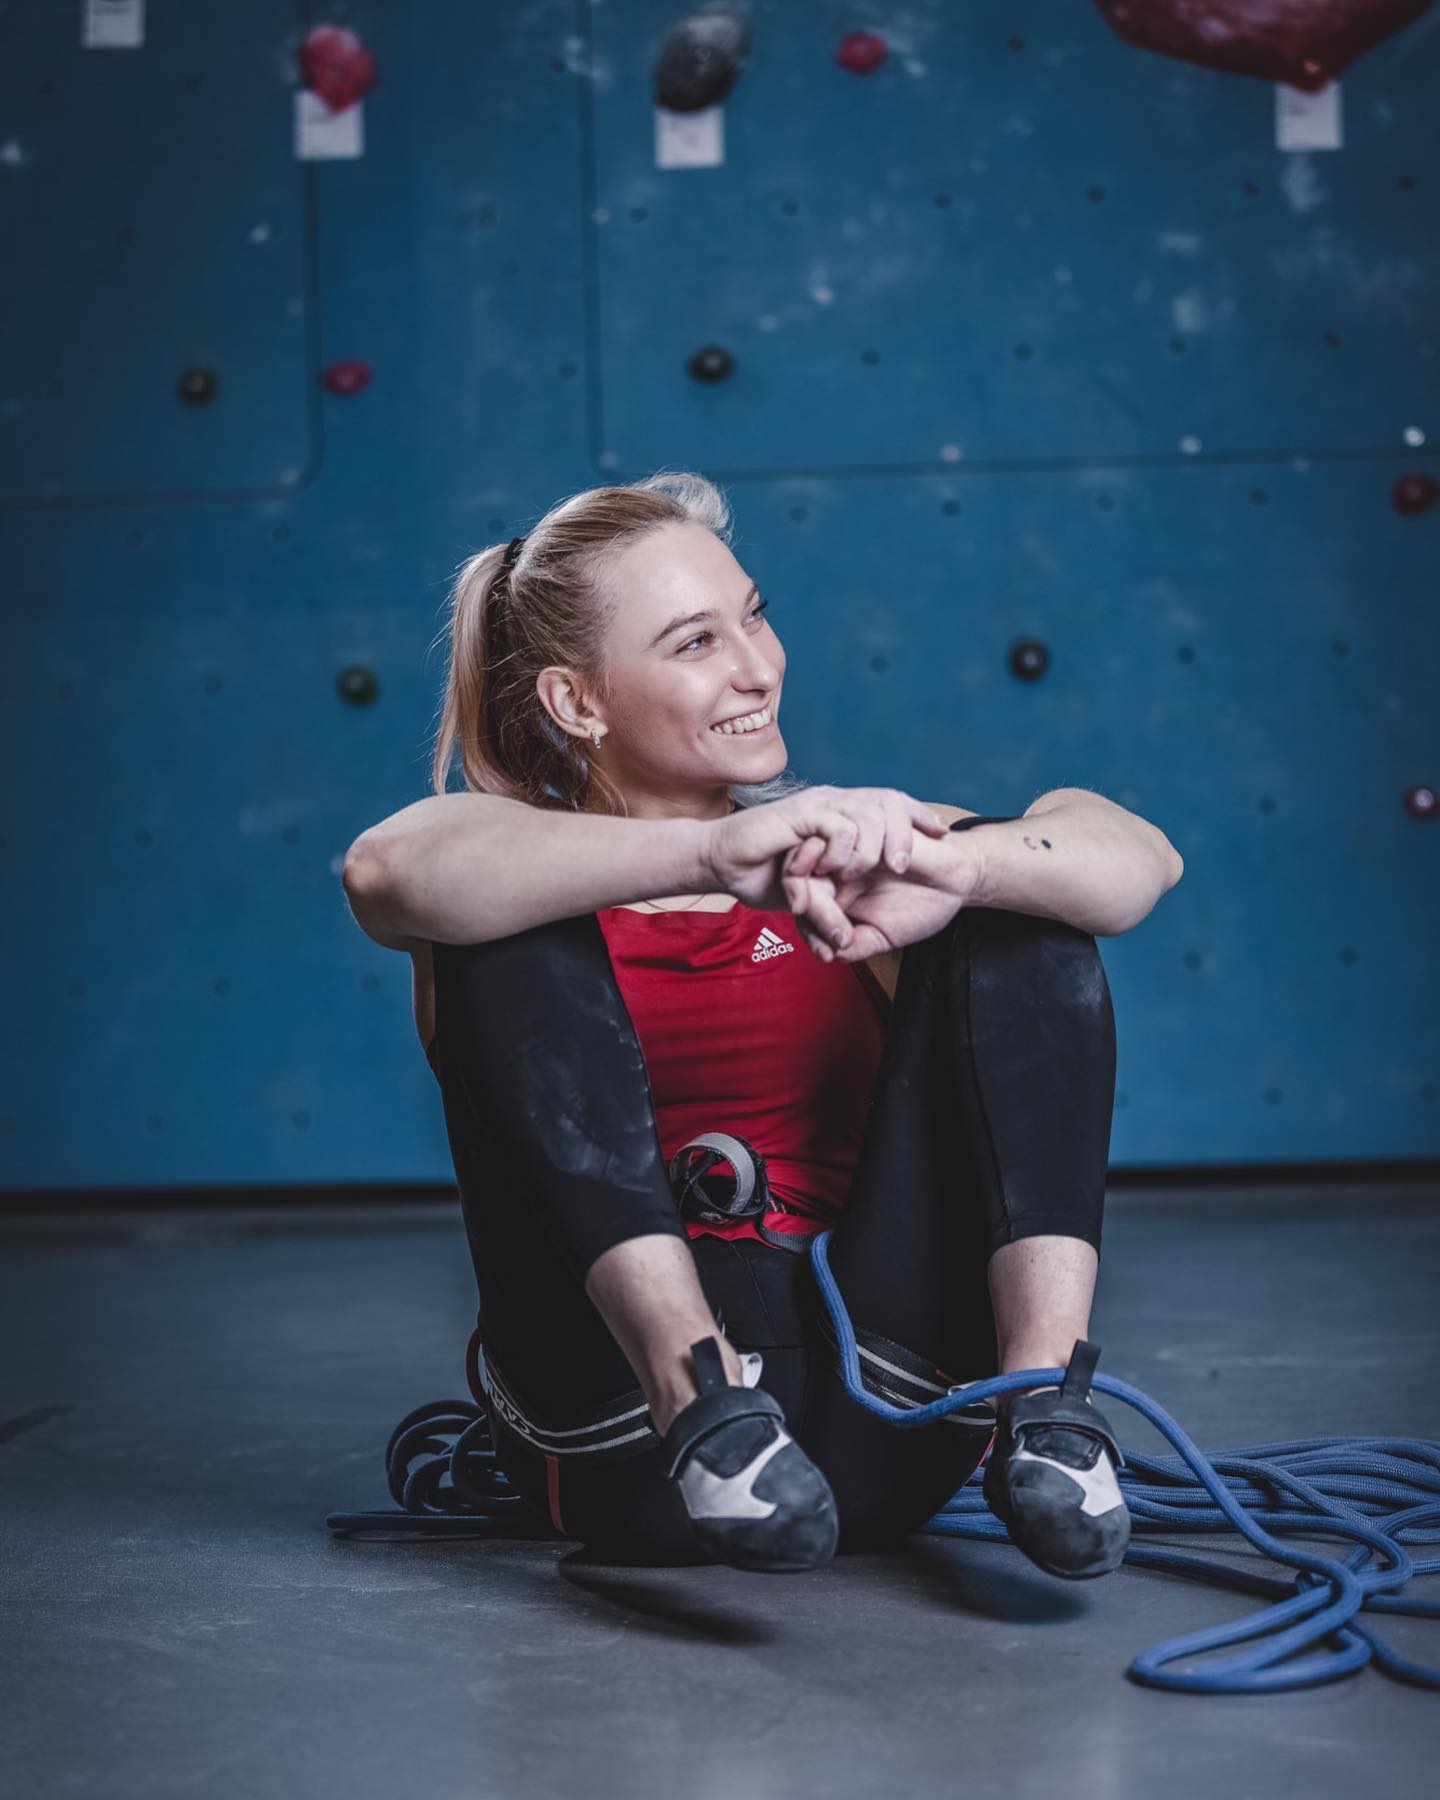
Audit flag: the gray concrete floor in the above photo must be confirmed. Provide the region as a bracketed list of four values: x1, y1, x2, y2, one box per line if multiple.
[3, 1181, 1438, 1799]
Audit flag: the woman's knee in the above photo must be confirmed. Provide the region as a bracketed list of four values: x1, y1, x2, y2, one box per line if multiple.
[952, 904, 1113, 1018]
[433, 916, 682, 1283]
[434, 912, 648, 1107]
[938, 907, 1118, 1122]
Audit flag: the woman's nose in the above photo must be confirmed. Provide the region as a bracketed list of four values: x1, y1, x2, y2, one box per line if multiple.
[738, 640, 780, 689]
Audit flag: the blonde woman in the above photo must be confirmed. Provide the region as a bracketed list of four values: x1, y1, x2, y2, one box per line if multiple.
[343, 473, 1181, 1575]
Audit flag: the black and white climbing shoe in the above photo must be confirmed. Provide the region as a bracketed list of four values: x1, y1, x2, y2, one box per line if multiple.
[662, 1337, 839, 1573]
[981, 1339, 1131, 1580]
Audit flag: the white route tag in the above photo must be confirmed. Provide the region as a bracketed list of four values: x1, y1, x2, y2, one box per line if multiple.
[1275, 81, 1343, 152]
[294, 89, 365, 161]
[83, 0, 144, 49]
[656, 104, 725, 170]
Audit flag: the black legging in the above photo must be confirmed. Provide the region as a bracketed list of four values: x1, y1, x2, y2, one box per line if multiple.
[431, 816, 1117, 1562]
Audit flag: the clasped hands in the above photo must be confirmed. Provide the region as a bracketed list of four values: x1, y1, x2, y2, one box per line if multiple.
[777, 791, 983, 964]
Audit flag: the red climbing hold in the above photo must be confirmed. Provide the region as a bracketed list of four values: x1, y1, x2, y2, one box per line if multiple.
[321, 360, 373, 397]
[1092, 1, 1433, 93]
[836, 31, 888, 75]
[1392, 473, 1438, 518]
[297, 26, 377, 113]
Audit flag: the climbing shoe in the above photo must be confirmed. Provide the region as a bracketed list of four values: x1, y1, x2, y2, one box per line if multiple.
[662, 1336, 839, 1573]
[982, 1339, 1131, 1580]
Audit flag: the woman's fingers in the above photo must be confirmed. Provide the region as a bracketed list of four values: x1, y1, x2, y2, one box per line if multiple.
[819, 790, 945, 879]
[833, 922, 888, 962]
[788, 882, 886, 964]
[781, 788, 945, 886]
[793, 875, 854, 953]
[784, 873, 850, 959]
[786, 879, 832, 958]
[783, 872, 830, 922]
[812, 798, 885, 879]
[810, 810, 860, 879]
[881, 789, 913, 872]
[799, 922, 831, 960]
[849, 806, 885, 878]
[783, 834, 827, 881]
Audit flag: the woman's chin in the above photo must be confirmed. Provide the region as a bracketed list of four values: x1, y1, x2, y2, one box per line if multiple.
[712, 728, 786, 773]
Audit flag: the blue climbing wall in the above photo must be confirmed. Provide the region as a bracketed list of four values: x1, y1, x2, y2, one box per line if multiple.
[2, 1, 1437, 1192]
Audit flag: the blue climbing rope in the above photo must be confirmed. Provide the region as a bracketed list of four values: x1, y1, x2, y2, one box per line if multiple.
[326, 1227, 1440, 1696]
[810, 1228, 1440, 1695]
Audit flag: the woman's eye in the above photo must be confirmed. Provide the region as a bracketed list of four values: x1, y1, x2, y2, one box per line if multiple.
[679, 600, 769, 654]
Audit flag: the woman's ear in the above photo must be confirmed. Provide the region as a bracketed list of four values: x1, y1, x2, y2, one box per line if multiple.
[535, 666, 600, 741]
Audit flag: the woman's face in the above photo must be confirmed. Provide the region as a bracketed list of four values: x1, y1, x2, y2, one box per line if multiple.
[546, 521, 788, 817]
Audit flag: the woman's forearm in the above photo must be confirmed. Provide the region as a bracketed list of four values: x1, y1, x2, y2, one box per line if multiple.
[344, 794, 716, 944]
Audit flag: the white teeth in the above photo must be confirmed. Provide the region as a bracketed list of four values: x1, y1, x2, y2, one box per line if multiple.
[711, 706, 772, 736]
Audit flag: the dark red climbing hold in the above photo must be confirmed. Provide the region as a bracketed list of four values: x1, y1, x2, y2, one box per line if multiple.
[1091, 0, 1434, 93]
[836, 31, 888, 75]
[1403, 786, 1436, 820]
[1392, 472, 1438, 517]
[297, 26, 377, 113]
[321, 360, 373, 397]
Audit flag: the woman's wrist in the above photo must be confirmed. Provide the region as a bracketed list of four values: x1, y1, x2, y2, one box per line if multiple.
[662, 813, 726, 898]
[907, 824, 986, 902]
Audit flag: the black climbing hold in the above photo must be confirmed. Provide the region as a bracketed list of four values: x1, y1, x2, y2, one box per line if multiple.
[178, 367, 218, 405]
[1009, 639, 1050, 682]
[688, 345, 735, 383]
[337, 665, 380, 706]
[654, 9, 751, 113]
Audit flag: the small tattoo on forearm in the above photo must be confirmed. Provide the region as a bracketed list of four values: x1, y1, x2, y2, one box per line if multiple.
[1020, 834, 1053, 851]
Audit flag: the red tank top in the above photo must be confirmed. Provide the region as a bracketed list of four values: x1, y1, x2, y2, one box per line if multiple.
[595, 903, 892, 1246]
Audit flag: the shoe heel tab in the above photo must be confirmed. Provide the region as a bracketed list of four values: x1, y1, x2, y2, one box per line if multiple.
[1060, 1338, 1101, 1403]
[689, 1335, 728, 1396]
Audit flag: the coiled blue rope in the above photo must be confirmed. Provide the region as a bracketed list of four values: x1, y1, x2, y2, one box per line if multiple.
[327, 1228, 1440, 1695]
[810, 1228, 1440, 1694]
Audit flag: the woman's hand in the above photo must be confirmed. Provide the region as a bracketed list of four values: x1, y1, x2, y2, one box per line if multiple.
[781, 830, 984, 961]
[703, 785, 950, 911]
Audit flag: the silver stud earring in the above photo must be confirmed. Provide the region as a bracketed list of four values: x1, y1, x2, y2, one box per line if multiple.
[590, 729, 602, 748]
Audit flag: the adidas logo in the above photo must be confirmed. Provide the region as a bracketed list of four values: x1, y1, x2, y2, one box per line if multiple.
[752, 926, 794, 964]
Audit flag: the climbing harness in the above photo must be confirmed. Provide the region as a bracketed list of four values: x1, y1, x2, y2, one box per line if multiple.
[667, 1130, 811, 1254]
[326, 1228, 1440, 1696]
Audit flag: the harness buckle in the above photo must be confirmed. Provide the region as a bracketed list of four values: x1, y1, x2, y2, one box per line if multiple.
[668, 1130, 776, 1225]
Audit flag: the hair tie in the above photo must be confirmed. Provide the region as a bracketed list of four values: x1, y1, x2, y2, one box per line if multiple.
[502, 535, 526, 570]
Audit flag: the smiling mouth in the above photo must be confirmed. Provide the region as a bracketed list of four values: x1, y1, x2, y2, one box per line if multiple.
[710, 704, 777, 736]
